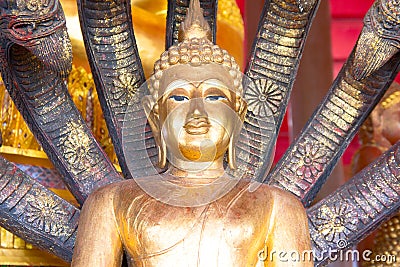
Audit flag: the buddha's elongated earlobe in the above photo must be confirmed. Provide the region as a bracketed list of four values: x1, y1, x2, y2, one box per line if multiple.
[142, 95, 166, 168]
[158, 134, 167, 168]
[228, 137, 236, 169]
[229, 96, 246, 169]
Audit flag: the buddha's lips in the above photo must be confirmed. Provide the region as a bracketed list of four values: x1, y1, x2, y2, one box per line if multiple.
[184, 118, 211, 135]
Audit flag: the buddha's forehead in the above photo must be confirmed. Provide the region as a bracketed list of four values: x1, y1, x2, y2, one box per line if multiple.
[158, 63, 237, 96]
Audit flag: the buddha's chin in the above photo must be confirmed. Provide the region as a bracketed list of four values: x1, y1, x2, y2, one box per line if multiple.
[164, 131, 229, 162]
[178, 141, 217, 162]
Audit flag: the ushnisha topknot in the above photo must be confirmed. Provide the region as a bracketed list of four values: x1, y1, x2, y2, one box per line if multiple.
[178, 0, 212, 42]
[149, 0, 243, 101]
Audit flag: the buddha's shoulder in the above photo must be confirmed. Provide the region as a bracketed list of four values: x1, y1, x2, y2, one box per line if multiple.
[237, 181, 304, 211]
[86, 179, 148, 203]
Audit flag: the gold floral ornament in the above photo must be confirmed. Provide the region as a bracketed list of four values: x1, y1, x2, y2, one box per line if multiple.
[314, 201, 358, 243]
[0, 67, 109, 266]
[113, 73, 138, 105]
[67, 66, 119, 168]
[61, 121, 100, 175]
[25, 193, 70, 236]
[291, 139, 328, 181]
[245, 79, 283, 118]
[16, 0, 50, 12]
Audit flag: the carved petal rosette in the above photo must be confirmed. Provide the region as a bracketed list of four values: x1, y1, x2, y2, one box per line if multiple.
[239, 0, 320, 181]
[78, 0, 146, 179]
[245, 78, 283, 118]
[0, 156, 78, 262]
[308, 142, 400, 266]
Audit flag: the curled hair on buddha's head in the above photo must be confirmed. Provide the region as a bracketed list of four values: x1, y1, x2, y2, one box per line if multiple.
[149, 0, 243, 102]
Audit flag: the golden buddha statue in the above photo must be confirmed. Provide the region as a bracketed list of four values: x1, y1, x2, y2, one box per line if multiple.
[352, 82, 400, 175]
[2, 0, 400, 266]
[0, 0, 244, 265]
[72, 1, 312, 266]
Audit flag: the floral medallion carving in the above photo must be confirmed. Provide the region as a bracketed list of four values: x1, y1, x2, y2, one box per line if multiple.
[113, 73, 138, 105]
[61, 121, 99, 174]
[313, 201, 358, 244]
[291, 138, 328, 181]
[244, 78, 283, 118]
[25, 192, 69, 236]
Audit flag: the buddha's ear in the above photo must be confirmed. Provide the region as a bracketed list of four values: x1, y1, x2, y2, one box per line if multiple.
[143, 95, 159, 130]
[229, 96, 247, 169]
[142, 95, 166, 168]
[236, 95, 247, 121]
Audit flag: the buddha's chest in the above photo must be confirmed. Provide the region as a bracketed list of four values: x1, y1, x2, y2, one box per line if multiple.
[120, 200, 268, 266]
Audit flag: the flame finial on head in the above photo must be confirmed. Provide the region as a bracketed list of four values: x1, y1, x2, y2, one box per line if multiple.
[149, 0, 243, 101]
[178, 0, 212, 42]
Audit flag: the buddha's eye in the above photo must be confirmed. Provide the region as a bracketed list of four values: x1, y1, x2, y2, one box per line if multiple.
[169, 95, 189, 102]
[205, 95, 227, 101]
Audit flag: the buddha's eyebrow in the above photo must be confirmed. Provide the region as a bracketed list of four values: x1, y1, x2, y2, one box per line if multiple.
[164, 79, 193, 94]
[201, 79, 230, 89]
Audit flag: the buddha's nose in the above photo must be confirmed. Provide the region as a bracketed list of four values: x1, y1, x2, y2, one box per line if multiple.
[187, 97, 208, 120]
[184, 98, 210, 134]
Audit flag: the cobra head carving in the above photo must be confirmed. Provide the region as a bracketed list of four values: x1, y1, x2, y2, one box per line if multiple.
[0, 0, 72, 78]
[0, 0, 122, 204]
[352, 0, 400, 80]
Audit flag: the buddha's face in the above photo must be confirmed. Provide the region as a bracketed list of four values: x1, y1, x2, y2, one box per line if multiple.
[381, 104, 400, 145]
[147, 63, 246, 169]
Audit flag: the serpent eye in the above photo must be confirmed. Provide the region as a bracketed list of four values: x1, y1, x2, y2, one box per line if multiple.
[12, 22, 35, 36]
[205, 95, 227, 101]
[169, 95, 189, 102]
[40, 19, 54, 27]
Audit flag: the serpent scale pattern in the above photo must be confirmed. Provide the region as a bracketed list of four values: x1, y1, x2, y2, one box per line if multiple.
[237, 0, 320, 181]
[267, 0, 400, 206]
[3, 44, 122, 204]
[78, 0, 146, 179]
[0, 1, 122, 204]
[308, 141, 400, 266]
[0, 156, 79, 262]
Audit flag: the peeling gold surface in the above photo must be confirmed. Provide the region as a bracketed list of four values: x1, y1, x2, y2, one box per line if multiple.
[0, 1, 244, 264]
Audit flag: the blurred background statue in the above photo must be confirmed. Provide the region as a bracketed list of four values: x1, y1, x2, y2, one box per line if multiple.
[352, 82, 400, 267]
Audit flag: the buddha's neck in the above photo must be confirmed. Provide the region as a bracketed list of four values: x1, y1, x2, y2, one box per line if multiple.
[167, 155, 225, 179]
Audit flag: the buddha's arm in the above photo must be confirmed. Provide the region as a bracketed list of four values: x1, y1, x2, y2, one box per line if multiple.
[72, 186, 123, 267]
[264, 189, 313, 266]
